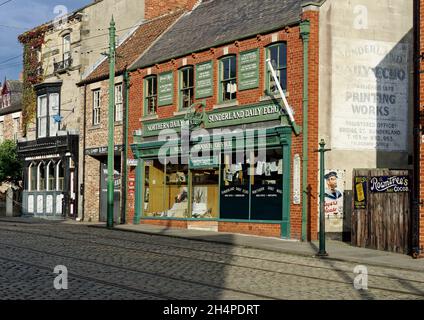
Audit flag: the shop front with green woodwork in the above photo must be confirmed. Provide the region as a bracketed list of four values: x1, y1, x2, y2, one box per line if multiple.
[131, 101, 293, 238]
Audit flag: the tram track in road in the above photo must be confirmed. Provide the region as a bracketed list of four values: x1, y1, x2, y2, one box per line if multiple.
[0, 254, 177, 300]
[0, 224, 423, 286]
[0, 224, 423, 299]
[0, 242, 279, 300]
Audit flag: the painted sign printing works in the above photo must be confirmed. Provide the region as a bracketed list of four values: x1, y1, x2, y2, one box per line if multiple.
[331, 38, 409, 152]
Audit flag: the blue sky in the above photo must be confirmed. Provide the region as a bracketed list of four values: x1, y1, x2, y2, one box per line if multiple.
[0, 0, 90, 81]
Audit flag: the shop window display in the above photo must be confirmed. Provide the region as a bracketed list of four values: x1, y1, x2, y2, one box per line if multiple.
[250, 149, 283, 220]
[143, 161, 189, 218]
[220, 153, 250, 220]
[220, 149, 283, 221]
[191, 169, 219, 219]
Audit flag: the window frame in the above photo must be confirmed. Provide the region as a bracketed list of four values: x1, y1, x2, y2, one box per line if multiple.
[92, 89, 101, 126]
[265, 42, 288, 95]
[179, 66, 194, 110]
[62, 33, 71, 63]
[219, 55, 238, 103]
[35, 84, 61, 139]
[37, 95, 48, 138]
[144, 75, 158, 116]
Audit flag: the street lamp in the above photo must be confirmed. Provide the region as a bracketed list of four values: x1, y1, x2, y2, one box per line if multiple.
[317, 139, 330, 257]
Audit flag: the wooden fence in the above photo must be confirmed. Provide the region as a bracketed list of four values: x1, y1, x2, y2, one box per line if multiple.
[351, 169, 411, 254]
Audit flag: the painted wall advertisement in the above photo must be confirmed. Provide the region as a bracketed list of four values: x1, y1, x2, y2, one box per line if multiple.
[324, 170, 345, 233]
[331, 38, 409, 151]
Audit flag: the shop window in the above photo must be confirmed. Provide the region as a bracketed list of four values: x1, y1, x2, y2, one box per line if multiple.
[220, 152, 250, 220]
[250, 149, 283, 220]
[93, 89, 101, 126]
[28, 163, 37, 192]
[144, 76, 157, 116]
[179, 66, 194, 109]
[115, 83, 123, 122]
[220, 149, 283, 221]
[191, 169, 219, 219]
[143, 161, 189, 218]
[47, 161, 55, 191]
[38, 162, 46, 191]
[220, 55, 237, 102]
[267, 43, 287, 94]
[56, 160, 65, 191]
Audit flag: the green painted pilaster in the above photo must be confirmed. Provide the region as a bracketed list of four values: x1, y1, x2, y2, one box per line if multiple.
[134, 158, 144, 224]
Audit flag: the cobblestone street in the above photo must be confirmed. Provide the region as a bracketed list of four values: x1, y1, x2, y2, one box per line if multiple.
[0, 220, 423, 300]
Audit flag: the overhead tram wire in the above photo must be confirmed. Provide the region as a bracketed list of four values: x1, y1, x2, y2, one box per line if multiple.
[0, 0, 14, 8]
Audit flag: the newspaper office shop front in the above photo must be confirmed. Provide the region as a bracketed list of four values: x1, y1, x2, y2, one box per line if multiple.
[131, 102, 294, 238]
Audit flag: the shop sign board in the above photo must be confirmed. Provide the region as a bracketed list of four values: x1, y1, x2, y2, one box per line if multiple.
[142, 102, 283, 136]
[158, 71, 174, 106]
[195, 61, 214, 99]
[369, 176, 409, 193]
[239, 49, 260, 91]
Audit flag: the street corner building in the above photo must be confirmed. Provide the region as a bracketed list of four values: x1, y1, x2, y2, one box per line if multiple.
[126, 0, 417, 249]
[15, 0, 154, 220]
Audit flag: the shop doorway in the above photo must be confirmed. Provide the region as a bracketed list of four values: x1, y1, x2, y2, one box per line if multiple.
[99, 157, 121, 224]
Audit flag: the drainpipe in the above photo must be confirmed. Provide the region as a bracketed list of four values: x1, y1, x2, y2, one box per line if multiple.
[121, 69, 130, 224]
[81, 84, 87, 222]
[412, 0, 420, 258]
[300, 21, 311, 242]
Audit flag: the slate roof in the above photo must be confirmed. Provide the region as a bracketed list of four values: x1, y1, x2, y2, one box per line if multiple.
[132, 0, 307, 70]
[0, 80, 23, 116]
[80, 9, 185, 85]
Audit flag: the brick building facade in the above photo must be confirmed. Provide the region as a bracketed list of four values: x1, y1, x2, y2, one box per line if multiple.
[126, 0, 320, 240]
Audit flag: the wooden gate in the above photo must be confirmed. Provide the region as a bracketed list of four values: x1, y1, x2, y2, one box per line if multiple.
[351, 169, 411, 254]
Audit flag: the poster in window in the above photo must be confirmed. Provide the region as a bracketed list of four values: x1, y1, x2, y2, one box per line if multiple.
[158, 72, 174, 106]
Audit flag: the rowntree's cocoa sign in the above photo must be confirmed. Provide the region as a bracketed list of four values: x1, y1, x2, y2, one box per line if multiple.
[369, 176, 409, 193]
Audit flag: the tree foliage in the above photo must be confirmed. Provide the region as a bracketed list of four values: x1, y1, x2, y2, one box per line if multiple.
[0, 140, 23, 184]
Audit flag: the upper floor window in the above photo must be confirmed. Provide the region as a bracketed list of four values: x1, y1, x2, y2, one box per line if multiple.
[179, 67, 194, 109]
[63, 34, 71, 62]
[13, 117, 20, 141]
[267, 43, 287, 94]
[115, 84, 123, 122]
[220, 56, 237, 102]
[93, 89, 101, 126]
[2, 93, 11, 108]
[0, 121, 3, 142]
[144, 76, 157, 116]
[37, 93, 59, 138]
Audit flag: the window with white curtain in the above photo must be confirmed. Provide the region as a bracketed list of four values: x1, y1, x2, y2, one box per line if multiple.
[37, 95, 48, 138]
[49, 93, 59, 137]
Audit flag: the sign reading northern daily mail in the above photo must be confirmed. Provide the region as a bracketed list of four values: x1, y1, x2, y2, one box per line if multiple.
[331, 38, 409, 151]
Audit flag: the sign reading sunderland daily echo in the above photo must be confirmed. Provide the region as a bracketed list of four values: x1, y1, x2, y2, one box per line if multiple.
[331, 38, 409, 151]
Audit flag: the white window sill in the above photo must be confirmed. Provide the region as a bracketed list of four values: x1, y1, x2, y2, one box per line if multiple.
[213, 100, 239, 110]
[260, 91, 289, 102]
[173, 110, 189, 116]
[140, 115, 159, 122]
